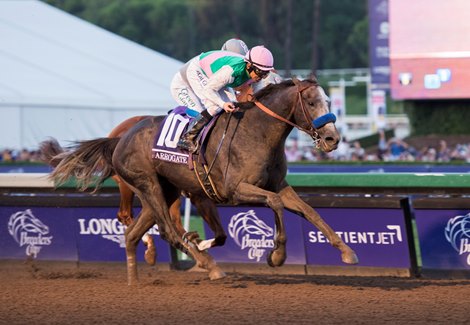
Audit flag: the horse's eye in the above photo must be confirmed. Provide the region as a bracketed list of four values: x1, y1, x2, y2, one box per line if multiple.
[308, 102, 315, 106]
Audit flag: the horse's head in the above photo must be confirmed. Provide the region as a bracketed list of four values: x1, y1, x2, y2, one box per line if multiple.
[291, 77, 340, 152]
[250, 78, 340, 152]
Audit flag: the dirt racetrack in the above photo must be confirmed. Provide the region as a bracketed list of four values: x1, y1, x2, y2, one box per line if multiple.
[1, 260, 469, 325]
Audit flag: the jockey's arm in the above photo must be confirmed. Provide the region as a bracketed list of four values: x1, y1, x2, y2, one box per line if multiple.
[202, 65, 235, 109]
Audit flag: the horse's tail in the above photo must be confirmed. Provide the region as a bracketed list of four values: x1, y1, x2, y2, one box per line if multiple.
[40, 137, 120, 192]
[39, 137, 66, 168]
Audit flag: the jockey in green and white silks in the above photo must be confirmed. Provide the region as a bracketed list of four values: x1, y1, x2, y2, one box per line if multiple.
[187, 50, 250, 116]
[170, 39, 248, 115]
[170, 39, 281, 116]
[171, 51, 248, 116]
[171, 44, 276, 153]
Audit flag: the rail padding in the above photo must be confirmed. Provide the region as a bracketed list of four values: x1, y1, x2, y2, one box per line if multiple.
[0, 191, 171, 266]
[1, 172, 470, 277]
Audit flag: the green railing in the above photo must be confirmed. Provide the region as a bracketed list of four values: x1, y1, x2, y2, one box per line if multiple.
[2, 172, 469, 195]
[286, 173, 470, 195]
[63, 172, 470, 196]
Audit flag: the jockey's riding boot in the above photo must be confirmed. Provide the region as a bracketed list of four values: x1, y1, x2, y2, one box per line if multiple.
[177, 110, 212, 153]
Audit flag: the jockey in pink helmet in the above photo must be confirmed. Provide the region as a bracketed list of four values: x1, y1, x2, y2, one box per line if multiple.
[173, 45, 276, 153]
[221, 41, 281, 93]
[244, 45, 275, 74]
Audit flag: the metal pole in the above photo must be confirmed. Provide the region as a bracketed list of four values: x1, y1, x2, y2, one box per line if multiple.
[181, 196, 191, 260]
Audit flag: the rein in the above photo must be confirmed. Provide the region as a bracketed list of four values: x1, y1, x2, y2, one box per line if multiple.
[203, 112, 232, 182]
[253, 94, 312, 134]
[253, 84, 335, 145]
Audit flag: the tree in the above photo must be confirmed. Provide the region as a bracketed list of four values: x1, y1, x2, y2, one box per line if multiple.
[311, 0, 321, 76]
[43, 0, 368, 69]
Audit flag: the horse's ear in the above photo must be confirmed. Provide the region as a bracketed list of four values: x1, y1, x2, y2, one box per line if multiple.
[292, 76, 301, 86]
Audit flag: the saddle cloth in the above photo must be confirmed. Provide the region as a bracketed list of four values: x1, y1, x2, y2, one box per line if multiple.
[152, 106, 191, 165]
[152, 106, 216, 165]
[152, 106, 224, 202]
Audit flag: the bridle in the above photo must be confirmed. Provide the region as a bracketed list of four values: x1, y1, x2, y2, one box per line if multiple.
[205, 82, 335, 182]
[252, 83, 336, 147]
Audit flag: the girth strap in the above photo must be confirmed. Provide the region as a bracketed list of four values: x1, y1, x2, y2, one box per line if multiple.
[192, 160, 224, 203]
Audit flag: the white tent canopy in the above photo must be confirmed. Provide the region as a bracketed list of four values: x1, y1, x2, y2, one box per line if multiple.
[0, 0, 183, 150]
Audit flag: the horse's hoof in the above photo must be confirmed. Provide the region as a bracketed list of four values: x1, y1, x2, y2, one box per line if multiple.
[143, 236, 156, 265]
[342, 251, 359, 264]
[127, 276, 138, 286]
[267, 249, 286, 267]
[208, 267, 226, 280]
[144, 248, 156, 266]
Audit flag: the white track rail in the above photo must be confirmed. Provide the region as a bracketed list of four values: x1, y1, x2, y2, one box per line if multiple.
[0, 173, 53, 188]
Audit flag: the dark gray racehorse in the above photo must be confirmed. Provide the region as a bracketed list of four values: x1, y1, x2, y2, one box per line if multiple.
[44, 78, 358, 285]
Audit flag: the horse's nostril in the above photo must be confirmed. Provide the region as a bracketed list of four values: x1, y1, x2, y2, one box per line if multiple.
[325, 137, 339, 146]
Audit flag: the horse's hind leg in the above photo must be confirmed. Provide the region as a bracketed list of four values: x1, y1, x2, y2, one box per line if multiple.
[113, 132, 224, 280]
[131, 177, 225, 280]
[161, 186, 223, 252]
[124, 206, 156, 285]
[140, 197, 185, 266]
[113, 174, 157, 265]
[150, 201, 226, 280]
[113, 175, 135, 226]
[279, 185, 359, 264]
[109, 115, 156, 265]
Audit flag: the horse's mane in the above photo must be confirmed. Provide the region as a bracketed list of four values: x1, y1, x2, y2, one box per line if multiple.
[238, 77, 319, 110]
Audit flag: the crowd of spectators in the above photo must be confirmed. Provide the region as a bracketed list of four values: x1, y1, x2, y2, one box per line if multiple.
[285, 131, 470, 163]
[2, 133, 470, 164]
[0, 148, 42, 163]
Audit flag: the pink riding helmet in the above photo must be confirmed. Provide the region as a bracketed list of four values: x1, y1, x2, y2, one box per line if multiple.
[244, 46, 274, 71]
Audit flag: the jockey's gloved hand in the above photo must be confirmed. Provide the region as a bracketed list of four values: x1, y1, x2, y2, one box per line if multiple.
[223, 102, 238, 113]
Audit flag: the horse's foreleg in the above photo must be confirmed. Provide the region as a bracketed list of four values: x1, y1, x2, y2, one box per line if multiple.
[167, 195, 205, 250]
[279, 185, 359, 264]
[190, 195, 227, 249]
[115, 175, 156, 265]
[124, 207, 156, 286]
[233, 182, 287, 267]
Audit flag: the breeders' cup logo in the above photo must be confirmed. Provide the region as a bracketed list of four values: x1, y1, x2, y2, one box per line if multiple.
[78, 218, 159, 248]
[445, 213, 470, 266]
[8, 209, 53, 258]
[228, 210, 274, 262]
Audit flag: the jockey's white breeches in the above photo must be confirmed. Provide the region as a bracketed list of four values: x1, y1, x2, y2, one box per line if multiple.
[170, 72, 202, 113]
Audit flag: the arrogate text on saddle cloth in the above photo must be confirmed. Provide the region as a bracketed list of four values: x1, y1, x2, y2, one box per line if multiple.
[152, 112, 190, 164]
